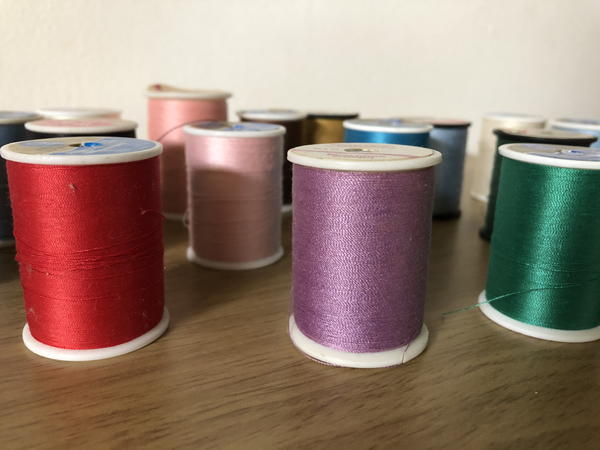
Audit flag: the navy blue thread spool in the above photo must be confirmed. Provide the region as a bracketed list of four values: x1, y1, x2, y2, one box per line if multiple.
[401, 117, 470, 218]
[479, 128, 597, 241]
[0, 111, 40, 247]
[25, 118, 137, 139]
[343, 118, 432, 146]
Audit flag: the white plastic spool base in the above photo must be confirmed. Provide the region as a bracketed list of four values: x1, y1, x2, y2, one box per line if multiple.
[0, 238, 15, 249]
[289, 315, 429, 368]
[187, 246, 284, 270]
[281, 204, 292, 214]
[22, 307, 170, 361]
[470, 191, 489, 203]
[478, 291, 600, 343]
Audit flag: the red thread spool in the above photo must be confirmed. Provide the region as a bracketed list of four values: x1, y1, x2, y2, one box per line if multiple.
[146, 84, 232, 220]
[0, 137, 169, 361]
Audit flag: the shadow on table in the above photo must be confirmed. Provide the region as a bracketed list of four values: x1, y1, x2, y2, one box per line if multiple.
[0, 246, 18, 283]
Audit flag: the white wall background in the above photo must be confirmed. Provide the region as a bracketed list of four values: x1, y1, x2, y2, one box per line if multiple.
[1, 0, 599, 152]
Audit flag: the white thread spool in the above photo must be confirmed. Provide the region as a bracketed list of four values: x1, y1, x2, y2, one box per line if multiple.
[471, 113, 545, 202]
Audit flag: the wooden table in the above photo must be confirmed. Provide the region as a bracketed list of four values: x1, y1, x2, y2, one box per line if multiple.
[1, 162, 598, 449]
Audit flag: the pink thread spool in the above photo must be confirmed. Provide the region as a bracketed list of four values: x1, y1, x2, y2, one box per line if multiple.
[184, 122, 285, 270]
[146, 84, 231, 220]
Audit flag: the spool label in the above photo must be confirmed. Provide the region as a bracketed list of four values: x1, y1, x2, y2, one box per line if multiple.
[504, 143, 600, 162]
[16, 137, 156, 155]
[189, 121, 282, 133]
[290, 142, 435, 162]
[498, 128, 595, 140]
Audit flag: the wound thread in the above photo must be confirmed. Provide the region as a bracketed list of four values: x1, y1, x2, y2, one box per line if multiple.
[288, 142, 441, 368]
[147, 84, 231, 219]
[0, 136, 168, 360]
[184, 121, 285, 270]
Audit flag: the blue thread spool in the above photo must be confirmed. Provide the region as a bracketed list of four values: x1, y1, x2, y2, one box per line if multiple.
[401, 117, 470, 218]
[549, 118, 600, 148]
[0, 111, 40, 248]
[343, 119, 432, 146]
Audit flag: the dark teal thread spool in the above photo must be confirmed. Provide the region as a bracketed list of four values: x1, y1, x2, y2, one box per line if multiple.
[479, 129, 597, 241]
[0, 111, 40, 247]
[479, 143, 600, 342]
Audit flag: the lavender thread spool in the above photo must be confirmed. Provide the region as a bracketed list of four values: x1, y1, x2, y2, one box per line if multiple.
[288, 142, 441, 368]
[0, 111, 40, 248]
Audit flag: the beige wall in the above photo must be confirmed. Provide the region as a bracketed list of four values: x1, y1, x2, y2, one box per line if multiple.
[1, 0, 599, 151]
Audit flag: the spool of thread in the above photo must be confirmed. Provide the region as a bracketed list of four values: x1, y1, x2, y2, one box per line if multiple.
[471, 113, 545, 202]
[549, 118, 600, 148]
[343, 118, 432, 147]
[0, 136, 169, 360]
[184, 121, 285, 270]
[401, 117, 471, 218]
[479, 143, 600, 343]
[480, 129, 597, 241]
[147, 84, 231, 220]
[288, 142, 441, 368]
[25, 118, 137, 139]
[237, 109, 306, 213]
[37, 107, 121, 120]
[304, 112, 359, 144]
[0, 111, 40, 248]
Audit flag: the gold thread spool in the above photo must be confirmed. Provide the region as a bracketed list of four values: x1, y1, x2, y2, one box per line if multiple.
[305, 112, 359, 144]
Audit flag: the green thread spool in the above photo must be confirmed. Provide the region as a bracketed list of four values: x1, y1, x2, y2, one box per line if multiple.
[479, 129, 597, 241]
[479, 143, 600, 342]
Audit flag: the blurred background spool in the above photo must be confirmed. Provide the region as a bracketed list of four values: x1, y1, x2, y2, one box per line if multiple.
[480, 129, 597, 241]
[401, 117, 470, 218]
[0, 111, 40, 248]
[343, 118, 432, 147]
[304, 112, 358, 144]
[549, 118, 600, 148]
[147, 84, 231, 220]
[37, 107, 121, 120]
[471, 113, 545, 202]
[287, 142, 441, 368]
[237, 109, 306, 213]
[25, 118, 137, 139]
[184, 121, 285, 270]
[0, 136, 169, 361]
[479, 143, 600, 343]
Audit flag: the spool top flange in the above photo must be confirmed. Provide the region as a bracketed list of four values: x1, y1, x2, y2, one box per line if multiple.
[288, 142, 441, 171]
[343, 118, 432, 134]
[1, 136, 162, 166]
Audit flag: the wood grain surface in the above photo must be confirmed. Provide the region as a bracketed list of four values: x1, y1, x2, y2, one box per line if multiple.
[0, 160, 598, 449]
